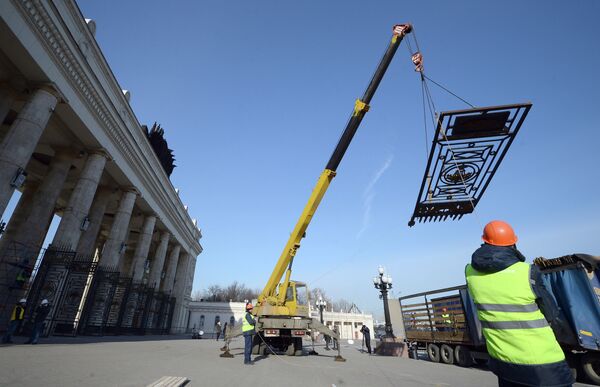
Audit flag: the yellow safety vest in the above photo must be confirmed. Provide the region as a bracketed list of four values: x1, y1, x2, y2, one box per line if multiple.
[466, 262, 565, 365]
[242, 312, 254, 333]
[10, 305, 25, 321]
[441, 313, 452, 325]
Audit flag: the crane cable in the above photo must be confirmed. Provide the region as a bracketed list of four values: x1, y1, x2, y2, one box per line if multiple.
[407, 27, 479, 216]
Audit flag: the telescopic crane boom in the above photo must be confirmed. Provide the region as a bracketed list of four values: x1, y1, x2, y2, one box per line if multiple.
[257, 24, 413, 313]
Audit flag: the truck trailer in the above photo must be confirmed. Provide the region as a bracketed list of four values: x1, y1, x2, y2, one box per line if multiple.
[399, 253, 600, 385]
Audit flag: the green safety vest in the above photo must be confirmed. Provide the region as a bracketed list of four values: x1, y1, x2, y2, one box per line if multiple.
[441, 313, 452, 325]
[466, 261, 565, 365]
[242, 312, 254, 333]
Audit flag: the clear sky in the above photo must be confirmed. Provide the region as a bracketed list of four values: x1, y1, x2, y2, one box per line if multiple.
[71, 0, 599, 318]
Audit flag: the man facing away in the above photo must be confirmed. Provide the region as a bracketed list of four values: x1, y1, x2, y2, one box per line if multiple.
[215, 321, 222, 341]
[360, 324, 371, 354]
[242, 302, 256, 365]
[2, 298, 26, 343]
[465, 220, 573, 387]
[25, 299, 50, 344]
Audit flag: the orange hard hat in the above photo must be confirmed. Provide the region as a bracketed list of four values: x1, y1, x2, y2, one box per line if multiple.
[246, 302, 253, 311]
[482, 220, 518, 246]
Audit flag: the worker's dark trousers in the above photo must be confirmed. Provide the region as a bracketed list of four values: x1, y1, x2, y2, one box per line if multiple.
[498, 377, 571, 387]
[2, 320, 20, 343]
[365, 337, 371, 354]
[244, 334, 253, 363]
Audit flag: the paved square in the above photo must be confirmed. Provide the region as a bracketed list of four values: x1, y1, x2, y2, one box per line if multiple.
[0, 336, 592, 386]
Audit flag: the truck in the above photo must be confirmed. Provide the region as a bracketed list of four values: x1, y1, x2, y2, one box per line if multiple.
[220, 23, 414, 360]
[399, 253, 600, 385]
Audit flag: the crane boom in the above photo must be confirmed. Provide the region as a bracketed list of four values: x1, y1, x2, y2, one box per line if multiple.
[258, 24, 413, 306]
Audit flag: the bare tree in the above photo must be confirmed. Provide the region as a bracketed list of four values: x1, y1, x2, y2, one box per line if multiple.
[332, 298, 352, 313]
[199, 282, 259, 302]
[191, 290, 204, 301]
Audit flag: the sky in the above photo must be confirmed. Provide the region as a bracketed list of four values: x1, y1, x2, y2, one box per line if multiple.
[39, 0, 599, 318]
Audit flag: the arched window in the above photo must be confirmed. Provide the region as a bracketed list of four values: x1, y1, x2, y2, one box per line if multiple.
[199, 315, 205, 328]
[214, 315, 220, 326]
[229, 316, 235, 326]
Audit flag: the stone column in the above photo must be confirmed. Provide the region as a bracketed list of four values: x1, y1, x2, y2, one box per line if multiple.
[148, 230, 169, 288]
[13, 151, 72, 252]
[0, 87, 59, 218]
[160, 244, 180, 293]
[100, 189, 137, 269]
[129, 214, 156, 281]
[52, 151, 108, 249]
[170, 252, 190, 333]
[75, 187, 114, 257]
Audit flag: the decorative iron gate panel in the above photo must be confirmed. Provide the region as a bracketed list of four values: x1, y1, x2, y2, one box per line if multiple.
[50, 256, 96, 336]
[79, 267, 119, 335]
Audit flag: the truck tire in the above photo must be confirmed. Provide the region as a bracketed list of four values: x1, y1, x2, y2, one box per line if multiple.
[581, 352, 600, 384]
[294, 338, 303, 356]
[285, 341, 296, 356]
[454, 345, 473, 367]
[427, 343, 440, 363]
[440, 344, 454, 364]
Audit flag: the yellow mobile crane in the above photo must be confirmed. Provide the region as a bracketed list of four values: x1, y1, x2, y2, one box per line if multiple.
[222, 24, 412, 360]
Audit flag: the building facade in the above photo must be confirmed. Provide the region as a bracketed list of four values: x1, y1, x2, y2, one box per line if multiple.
[0, 0, 201, 334]
[188, 301, 374, 340]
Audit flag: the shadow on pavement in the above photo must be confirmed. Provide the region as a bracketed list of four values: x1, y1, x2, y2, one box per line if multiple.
[1, 334, 194, 346]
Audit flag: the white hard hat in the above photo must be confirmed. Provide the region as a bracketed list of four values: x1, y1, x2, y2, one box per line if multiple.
[19, 298, 26, 304]
[41, 299, 49, 305]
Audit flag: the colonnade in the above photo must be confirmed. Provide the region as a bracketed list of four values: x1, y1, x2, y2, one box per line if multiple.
[0, 84, 196, 333]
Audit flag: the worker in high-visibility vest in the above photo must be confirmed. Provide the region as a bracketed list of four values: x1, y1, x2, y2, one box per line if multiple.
[242, 302, 256, 365]
[2, 298, 26, 344]
[466, 220, 573, 387]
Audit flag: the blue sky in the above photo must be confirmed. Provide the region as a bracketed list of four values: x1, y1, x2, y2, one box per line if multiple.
[54, 0, 599, 317]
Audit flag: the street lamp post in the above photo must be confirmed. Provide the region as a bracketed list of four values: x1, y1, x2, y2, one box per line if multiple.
[373, 266, 394, 338]
[316, 295, 330, 350]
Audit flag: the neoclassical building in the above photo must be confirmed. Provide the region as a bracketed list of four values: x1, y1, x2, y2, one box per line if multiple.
[0, 0, 201, 335]
[187, 301, 374, 340]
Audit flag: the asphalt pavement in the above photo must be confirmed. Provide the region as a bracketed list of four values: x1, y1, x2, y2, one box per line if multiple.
[0, 335, 594, 387]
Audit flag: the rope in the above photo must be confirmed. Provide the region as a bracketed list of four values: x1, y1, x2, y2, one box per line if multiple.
[410, 27, 478, 216]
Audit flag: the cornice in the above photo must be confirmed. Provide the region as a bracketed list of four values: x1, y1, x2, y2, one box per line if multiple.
[11, 0, 202, 256]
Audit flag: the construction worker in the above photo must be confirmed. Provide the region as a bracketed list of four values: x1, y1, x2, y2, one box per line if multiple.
[466, 220, 573, 387]
[440, 307, 453, 332]
[215, 320, 222, 341]
[2, 298, 26, 343]
[25, 299, 50, 344]
[242, 302, 256, 365]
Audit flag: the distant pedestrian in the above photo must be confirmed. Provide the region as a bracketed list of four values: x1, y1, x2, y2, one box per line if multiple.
[223, 322, 228, 340]
[360, 325, 371, 354]
[242, 302, 256, 365]
[215, 321, 222, 340]
[25, 299, 50, 344]
[2, 298, 26, 343]
[332, 325, 339, 350]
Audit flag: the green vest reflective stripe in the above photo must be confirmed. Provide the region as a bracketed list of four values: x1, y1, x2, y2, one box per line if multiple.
[242, 312, 254, 333]
[466, 262, 565, 365]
